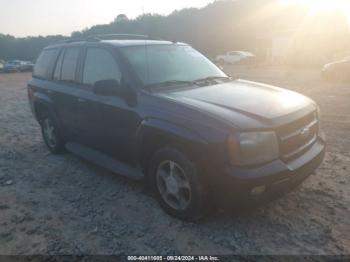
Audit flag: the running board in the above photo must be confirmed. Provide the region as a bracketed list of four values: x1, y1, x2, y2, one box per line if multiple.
[65, 142, 144, 180]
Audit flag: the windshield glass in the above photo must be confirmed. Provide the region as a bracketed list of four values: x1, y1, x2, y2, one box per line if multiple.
[120, 44, 226, 87]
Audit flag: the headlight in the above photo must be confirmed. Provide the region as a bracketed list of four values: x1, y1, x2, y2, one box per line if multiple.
[228, 131, 279, 166]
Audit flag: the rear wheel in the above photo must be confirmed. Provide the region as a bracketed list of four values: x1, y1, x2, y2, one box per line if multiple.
[149, 147, 210, 221]
[40, 113, 65, 154]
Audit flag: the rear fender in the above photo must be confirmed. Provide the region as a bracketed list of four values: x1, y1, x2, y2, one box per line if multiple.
[32, 93, 59, 124]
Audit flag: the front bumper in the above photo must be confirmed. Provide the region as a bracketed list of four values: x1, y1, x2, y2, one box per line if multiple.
[213, 138, 326, 208]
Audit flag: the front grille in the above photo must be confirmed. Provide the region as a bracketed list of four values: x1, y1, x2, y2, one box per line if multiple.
[277, 111, 319, 161]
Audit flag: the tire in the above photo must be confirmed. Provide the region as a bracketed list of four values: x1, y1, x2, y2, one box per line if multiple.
[149, 146, 210, 221]
[40, 113, 65, 154]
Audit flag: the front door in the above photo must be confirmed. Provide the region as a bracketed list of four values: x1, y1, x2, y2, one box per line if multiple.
[76, 47, 141, 163]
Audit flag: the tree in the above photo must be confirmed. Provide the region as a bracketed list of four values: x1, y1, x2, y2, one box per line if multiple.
[115, 14, 128, 23]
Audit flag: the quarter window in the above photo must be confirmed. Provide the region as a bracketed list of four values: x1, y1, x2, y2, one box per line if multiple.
[61, 47, 80, 82]
[83, 48, 121, 86]
[33, 49, 57, 79]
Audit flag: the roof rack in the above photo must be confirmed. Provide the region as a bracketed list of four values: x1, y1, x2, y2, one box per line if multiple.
[92, 34, 155, 40]
[62, 36, 100, 43]
[61, 34, 162, 44]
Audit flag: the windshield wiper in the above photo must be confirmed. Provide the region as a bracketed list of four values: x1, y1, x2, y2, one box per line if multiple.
[146, 80, 195, 89]
[146, 76, 233, 90]
[193, 76, 232, 83]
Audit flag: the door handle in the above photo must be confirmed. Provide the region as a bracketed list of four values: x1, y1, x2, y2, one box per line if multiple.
[78, 98, 86, 103]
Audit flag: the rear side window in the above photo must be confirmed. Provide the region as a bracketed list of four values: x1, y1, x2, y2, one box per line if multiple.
[82, 48, 122, 86]
[33, 49, 57, 79]
[61, 47, 80, 82]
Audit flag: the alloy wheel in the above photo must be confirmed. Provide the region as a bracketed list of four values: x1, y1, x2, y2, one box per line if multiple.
[43, 118, 57, 149]
[156, 160, 192, 211]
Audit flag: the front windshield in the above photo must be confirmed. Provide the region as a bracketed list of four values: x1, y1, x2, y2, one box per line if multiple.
[120, 44, 227, 87]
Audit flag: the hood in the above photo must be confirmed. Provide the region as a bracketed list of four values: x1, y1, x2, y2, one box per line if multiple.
[160, 79, 315, 128]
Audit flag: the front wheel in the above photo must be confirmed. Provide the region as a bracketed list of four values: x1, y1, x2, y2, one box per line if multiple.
[149, 147, 210, 221]
[40, 114, 65, 154]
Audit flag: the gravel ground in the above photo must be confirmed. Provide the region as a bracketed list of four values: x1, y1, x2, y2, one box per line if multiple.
[0, 67, 349, 255]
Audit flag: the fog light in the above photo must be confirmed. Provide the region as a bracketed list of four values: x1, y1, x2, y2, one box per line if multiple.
[251, 185, 266, 196]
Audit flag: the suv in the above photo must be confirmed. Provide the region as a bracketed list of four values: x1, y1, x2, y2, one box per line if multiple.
[28, 35, 325, 220]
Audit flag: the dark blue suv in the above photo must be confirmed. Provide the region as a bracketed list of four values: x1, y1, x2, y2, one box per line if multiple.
[28, 35, 325, 220]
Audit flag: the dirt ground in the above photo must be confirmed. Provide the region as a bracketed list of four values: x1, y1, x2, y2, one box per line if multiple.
[0, 66, 349, 255]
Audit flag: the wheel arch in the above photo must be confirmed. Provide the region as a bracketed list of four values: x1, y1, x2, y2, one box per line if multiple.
[32, 94, 56, 123]
[32, 94, 66, 140]
[134, 118, 208, 175]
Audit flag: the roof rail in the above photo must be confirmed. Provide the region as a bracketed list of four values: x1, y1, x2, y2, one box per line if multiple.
[59, 34, 163, 44]
[91, 34, 158, 40]
[62, 36, 100, 43]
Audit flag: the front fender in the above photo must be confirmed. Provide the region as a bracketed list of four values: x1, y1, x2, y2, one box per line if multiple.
[141, 118, 207, 143]
[132, 118, 209, 166]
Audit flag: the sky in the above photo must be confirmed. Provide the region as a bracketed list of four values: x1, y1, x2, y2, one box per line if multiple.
[0, 0, 213, 37]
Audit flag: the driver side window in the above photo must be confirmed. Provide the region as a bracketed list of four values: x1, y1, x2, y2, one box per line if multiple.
[83, 48, 122, 86]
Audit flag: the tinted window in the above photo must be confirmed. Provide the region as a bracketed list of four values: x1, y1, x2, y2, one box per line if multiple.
[53, 50, 64, 80]
[83, 48, 121, 86]
[33, 49, 57, 78]
[61, 47, 80, 82]
[120, 45, 226, 86]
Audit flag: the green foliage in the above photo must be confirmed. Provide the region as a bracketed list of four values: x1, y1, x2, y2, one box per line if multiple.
[0, 34, 67, 61]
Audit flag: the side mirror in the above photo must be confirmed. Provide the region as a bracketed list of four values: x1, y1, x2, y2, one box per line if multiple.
[93, 79, 121, 96]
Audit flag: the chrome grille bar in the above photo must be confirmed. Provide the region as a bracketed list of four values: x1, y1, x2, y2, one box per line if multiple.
[278, 111, 319, 161]
[282, 134, 317, 160]
[280, 119, 318, 141]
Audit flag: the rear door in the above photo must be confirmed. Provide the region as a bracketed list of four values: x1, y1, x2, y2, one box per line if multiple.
[50, 46, 82, 140]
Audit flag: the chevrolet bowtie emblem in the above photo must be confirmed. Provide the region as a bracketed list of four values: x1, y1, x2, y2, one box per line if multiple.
[300, 127, 311, 138]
